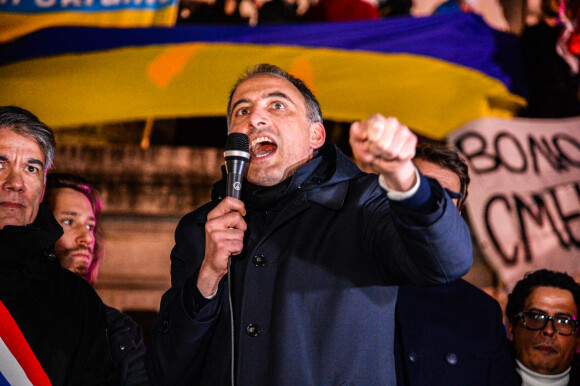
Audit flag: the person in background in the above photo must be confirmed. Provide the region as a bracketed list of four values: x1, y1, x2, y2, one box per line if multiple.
[520, 0, 580, 118]
[0, 106, 115, 385]
[147, 64, 472, 384]
[302, 0, 380, 22]
[378, 0, 411, 17]
[394, 140, 518, 385]
[506, 269, 580, 385]
[44, 173, 149, 386]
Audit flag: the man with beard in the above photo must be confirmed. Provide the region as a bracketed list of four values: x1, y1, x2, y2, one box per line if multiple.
[507, 269, 580, 385]
[0, 106, 115, 384]
[147, 64, 473, 384]
[44, 173, 149, 386]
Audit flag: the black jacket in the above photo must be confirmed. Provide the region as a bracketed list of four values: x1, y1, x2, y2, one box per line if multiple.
[0, 204, 116, 385]
[105, 305, 149, 385]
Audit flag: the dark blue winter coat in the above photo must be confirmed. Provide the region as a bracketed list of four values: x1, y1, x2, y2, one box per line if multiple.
[147, 145, 472, 385]
[395, 279, 518, 385]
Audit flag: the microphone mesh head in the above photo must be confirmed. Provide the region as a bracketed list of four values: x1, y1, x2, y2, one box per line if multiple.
[225, 132, 249, 152]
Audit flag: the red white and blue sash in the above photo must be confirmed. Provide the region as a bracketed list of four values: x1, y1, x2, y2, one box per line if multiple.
[0, 300, 50, 385]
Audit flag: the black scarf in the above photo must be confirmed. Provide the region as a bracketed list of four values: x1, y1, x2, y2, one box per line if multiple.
[211, 143, 336, 214]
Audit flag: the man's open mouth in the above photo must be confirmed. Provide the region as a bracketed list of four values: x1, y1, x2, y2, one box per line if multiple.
[251, 136, 277, 159]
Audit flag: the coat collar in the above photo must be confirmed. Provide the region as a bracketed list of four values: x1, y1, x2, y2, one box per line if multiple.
[303, 144, 362, 210]
[211, 144, 364, 211]
[0, 203, 63, 278]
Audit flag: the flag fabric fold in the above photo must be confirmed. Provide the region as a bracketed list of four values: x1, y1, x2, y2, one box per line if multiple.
[0, 12, 527, 139]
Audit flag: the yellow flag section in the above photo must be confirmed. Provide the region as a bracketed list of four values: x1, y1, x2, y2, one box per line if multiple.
[0, 42, 524, 140]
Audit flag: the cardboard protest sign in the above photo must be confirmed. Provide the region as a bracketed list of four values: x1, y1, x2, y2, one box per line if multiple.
[449, 117, 580, 289]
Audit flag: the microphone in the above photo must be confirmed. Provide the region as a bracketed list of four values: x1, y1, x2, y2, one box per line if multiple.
[224, 132, 250, 199]
[224, 133, 250, 385]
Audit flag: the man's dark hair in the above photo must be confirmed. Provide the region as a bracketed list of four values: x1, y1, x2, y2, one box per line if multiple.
[226, 63, 323, 128]
[44, 173, 104, 286]
[506, 269, 580, 319]
[0, 106, 56, 172]
[414, 140, 470, 212]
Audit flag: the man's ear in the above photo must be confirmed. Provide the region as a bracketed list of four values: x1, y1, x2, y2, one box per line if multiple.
[309, 122, 325, 150]
[507, 319, 515, 342]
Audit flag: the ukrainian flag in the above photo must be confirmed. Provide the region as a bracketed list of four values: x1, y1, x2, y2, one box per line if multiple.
[0, 12, 527, 139]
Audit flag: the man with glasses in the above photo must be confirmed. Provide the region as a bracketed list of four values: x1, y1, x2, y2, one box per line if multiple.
[507, 269, 580, 385]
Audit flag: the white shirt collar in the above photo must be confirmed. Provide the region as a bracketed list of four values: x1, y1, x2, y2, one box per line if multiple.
[516, 359, 571, 386]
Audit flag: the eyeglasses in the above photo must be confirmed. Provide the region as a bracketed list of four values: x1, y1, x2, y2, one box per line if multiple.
[443, 188, 463, 200]
[516, 311, 579, 336]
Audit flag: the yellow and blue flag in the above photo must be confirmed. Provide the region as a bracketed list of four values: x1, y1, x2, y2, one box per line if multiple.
[0, 12, 527, 139]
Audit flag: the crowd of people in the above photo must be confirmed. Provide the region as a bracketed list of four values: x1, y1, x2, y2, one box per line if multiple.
[175, 0, 411, 25]
[1, 60, 580, 385]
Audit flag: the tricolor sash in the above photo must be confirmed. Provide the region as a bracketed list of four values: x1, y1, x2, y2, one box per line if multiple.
[0, 300, 50, 385]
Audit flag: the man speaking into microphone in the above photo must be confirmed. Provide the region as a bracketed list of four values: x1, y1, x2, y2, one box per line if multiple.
[147, 64, 473, 385]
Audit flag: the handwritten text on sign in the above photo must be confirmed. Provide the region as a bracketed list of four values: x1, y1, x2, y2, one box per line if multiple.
[448, 117, 580, 289]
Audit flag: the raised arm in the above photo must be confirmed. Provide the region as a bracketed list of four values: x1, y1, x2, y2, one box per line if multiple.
[351, 114, 472, 285]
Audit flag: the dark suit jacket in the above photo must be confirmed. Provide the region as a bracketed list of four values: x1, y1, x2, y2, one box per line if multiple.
[395, 279, 518, 385]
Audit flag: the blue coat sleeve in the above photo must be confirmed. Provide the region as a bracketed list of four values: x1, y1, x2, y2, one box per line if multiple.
[364, 175, 473, 285]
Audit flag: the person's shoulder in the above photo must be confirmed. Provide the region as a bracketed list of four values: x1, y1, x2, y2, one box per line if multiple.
[104, 304, 140, 334]
[449, 279, 500, 305]
[50, 266, 98, 294]
[40, 267, 106, 316]
[447, 278, 489, 293]
[51, 269, 105, 309]
[343, 170, 382, 197]
[104, 305, 138, 327]
[328, 144, 371, 184]
[399, 279, 500, 309]
[104, 304, 125, 322]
